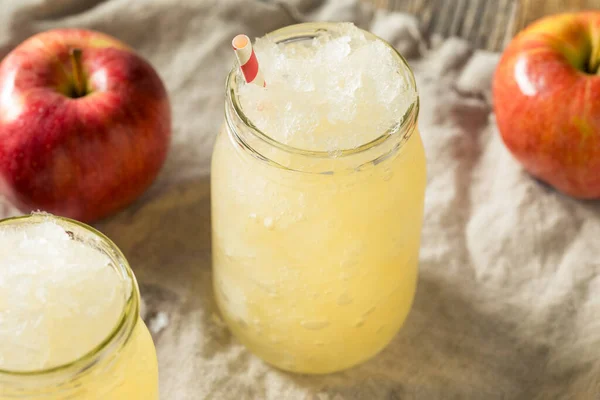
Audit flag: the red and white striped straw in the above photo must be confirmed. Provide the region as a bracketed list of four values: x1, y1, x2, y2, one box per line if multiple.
[232, 34, 266, 87]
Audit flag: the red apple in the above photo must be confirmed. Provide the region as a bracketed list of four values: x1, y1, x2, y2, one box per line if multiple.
[0, 29, 171, 222]
[493, 11, 600, 198]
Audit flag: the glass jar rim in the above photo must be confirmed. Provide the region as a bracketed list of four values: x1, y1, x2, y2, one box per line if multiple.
[0, 213, 139, 380]
[225, 22, 420, 160]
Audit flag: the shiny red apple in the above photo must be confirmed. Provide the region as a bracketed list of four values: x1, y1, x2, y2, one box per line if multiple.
[0, 29, 171, 222]
[493, 11, 600, 198]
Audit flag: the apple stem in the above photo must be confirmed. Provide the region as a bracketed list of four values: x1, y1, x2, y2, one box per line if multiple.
[69, 48, 86, 97]
[591, 43, 600, 75]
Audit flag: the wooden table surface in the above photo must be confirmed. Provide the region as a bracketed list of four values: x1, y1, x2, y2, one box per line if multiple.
[366, 0, 600, 50]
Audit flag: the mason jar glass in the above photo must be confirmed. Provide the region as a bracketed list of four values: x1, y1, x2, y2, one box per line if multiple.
[0, 214, 159, 399]
[211, 22, 426, 374]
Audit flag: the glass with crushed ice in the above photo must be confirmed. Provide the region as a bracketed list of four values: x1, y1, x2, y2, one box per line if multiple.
[0, 214, 158, 399]
[212, 23, 426, 373]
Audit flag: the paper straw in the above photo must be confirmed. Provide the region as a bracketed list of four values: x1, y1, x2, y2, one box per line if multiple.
[232, 34, 266, 87]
